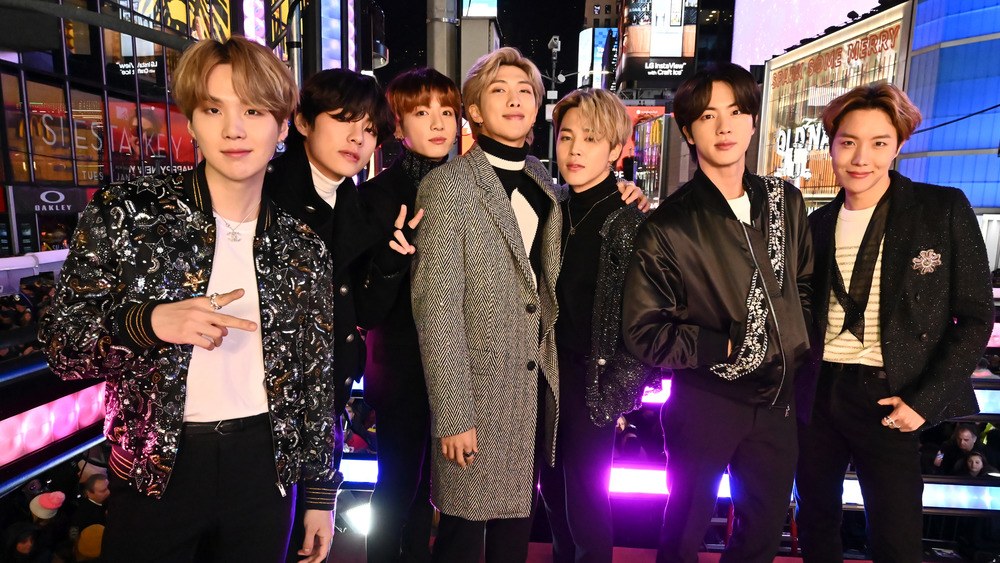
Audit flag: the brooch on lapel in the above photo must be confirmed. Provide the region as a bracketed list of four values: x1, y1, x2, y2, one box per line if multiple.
[912, 249, 942, 274]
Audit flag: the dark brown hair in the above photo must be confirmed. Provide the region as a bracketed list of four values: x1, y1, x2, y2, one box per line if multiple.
[673, 62, 761, 148]
[291, 68, 395, 145]
[821, 82, 922, 143]
[387, 68, 462, 130]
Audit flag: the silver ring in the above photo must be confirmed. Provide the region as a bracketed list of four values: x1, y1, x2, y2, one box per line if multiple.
[208, 292, 221, 311]
[884, 416, 897, 429]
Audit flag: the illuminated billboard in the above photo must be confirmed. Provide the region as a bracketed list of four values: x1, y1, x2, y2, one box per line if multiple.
[577, 28, 620, 89]
[617, 0, 696, 87]
[757, 4, 910, 203]
[731, 0, 880, 69]
[463, 0, 497, 17]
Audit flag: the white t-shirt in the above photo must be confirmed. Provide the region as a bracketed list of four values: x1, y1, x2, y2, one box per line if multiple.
[728, 191, 751, 224]
[184, 215, 268, 422]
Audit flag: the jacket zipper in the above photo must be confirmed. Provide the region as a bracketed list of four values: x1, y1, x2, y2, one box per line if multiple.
[740, 223, 788, 409]
[267, 410, 287, 497]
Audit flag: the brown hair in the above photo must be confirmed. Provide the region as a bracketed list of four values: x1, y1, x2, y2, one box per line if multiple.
[821, 82, 922, 143]
[673, 62, 761, 149]
[462, 47, 544, 140]
[553, 89, 632, 148]
[171, 36, 297, 124]
[387, 68, 462, 130]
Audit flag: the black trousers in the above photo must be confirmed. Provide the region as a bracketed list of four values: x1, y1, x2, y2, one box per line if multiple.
[102, 416, 294, 563]
[539, 354, 616, 563]
[657, 380, 797, 563]
[795, 365, 924, 563]
[432, 512, 534, 563]
[367, 394, 434, 563]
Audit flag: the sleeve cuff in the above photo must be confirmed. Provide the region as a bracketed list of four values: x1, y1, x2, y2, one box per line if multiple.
[697, 327, 731, 367]
[111, 300, 168, 350]
[370, 242, 412, 279]
[300, 471, 344, 511]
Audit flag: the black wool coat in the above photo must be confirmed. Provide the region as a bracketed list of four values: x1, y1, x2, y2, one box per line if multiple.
[798, 171, 994, 427]
[264, 141, 380, 412]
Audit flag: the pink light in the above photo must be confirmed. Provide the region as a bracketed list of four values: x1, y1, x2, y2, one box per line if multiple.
[609, 467, 731, 497]
[0, 382, 105, 468]
[0, 415, 24, 465]
[50, 395, 79, 440]
[641, 379, 672, 404]
[21, 404, 53, 451]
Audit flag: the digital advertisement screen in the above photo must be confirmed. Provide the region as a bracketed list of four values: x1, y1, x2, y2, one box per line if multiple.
[731, 0, 880, 69]
[463, 0, 497, 17]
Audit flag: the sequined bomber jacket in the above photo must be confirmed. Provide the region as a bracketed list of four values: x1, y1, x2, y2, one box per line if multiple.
[586, 203, 661, 426]
[39, 165, 341, 510]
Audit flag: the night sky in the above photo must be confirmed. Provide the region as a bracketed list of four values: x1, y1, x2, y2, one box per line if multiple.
[372, 0, 587, 161]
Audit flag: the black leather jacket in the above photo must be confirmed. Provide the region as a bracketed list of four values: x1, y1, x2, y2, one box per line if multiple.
[622, 170, 813, 407]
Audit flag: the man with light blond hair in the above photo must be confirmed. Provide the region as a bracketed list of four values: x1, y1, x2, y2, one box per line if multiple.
[40, 36, 338, 562]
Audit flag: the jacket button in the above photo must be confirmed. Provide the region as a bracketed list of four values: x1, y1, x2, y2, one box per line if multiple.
[597, 358, 607, 366]
[526, 361, 536, 371]
[526, 303, 537, 313]
[305, 205, 316, 213]
[919, 333, 929, 342]
[339, 285, 350, 295]
[346, 333, 355, 343]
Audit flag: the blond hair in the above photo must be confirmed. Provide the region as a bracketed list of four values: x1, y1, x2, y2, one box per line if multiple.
[821, 82, 922, 143]
[553, 89, 632, 148]
[462, 47, 544, 140]
[171, 36, 297, 124]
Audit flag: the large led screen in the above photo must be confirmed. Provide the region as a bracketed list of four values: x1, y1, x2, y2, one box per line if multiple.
[732, 0, 880, 69]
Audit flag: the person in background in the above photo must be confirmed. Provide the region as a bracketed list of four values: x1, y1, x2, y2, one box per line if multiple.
[356, 67, 459, 563]
[68, 474, 108, 543]
[538, 88, 651, 563]
[40, 37, 338, 562]
[622, 62, 813, 563]
[794, 83, 993, 563]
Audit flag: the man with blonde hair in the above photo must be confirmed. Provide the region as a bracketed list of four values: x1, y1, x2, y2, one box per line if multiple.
[412, 46, 560, 563]
[539, 88, 652, 562]
[40, 36, 338, 562]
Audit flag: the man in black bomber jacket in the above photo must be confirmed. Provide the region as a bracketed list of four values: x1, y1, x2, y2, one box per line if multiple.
[622, 63, 813, 563]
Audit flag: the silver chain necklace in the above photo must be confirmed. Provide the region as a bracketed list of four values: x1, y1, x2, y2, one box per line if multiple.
[566, 191, 617, 236]
[213, 202, 259, 242]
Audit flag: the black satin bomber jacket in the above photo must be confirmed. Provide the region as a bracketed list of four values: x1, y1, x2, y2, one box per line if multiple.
[622, 170, 813, 407]
[39, 165, 341, 510]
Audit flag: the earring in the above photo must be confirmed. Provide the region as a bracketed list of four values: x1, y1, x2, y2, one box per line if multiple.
[276, 140, 286, 152]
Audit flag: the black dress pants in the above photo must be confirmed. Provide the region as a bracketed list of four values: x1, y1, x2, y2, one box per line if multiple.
[367, 390, 434, 563]
[432, 512, 534, 563]
[539, 354, 616, 563]
[657, 380, 797, 563]
[102, 415, 295, 563]
[795, 364, 924, 563]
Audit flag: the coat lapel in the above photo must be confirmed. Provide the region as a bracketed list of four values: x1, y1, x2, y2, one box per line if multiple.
[878, 172, 919, 331]
[467, 145, 538, 290]
[811, 193, 843, 336]
[523, 159, 562, 320]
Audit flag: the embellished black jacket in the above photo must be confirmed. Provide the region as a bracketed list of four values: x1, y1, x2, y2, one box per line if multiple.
[39, 165, 340, 509]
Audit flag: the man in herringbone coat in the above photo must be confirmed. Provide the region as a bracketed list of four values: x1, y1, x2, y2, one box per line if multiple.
[411, 48, 562, 562]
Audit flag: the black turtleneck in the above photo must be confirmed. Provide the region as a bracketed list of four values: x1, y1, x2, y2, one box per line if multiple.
[477, 135, 551, 281]
[399, 146, 446, 191]
[555, 172, 625, 358]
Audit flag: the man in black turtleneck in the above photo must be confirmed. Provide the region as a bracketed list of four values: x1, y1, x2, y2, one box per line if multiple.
[411, 48, 562, 563]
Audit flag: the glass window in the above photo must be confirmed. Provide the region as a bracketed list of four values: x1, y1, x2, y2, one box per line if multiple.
[138, 103, 169, 171]
[594, 5, 601, 15]
[2, 73, 29, 183]
[168, 106, 197, 173]
[107, 96, 140, 181]
[25, 80, 74, 184]
[70, 89, 108, 186]
[605, 18, 612, 27]
[103, 3, 138, 92]
[65, 0, 105, 81]
[605, 4, 612, 14]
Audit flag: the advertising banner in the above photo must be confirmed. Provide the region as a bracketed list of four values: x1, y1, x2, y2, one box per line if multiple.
[758, 4, 909, 202]
[617, 0, 696, 87]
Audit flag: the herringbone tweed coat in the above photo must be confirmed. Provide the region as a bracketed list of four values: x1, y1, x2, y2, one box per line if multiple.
[412, 144, 562, 520]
